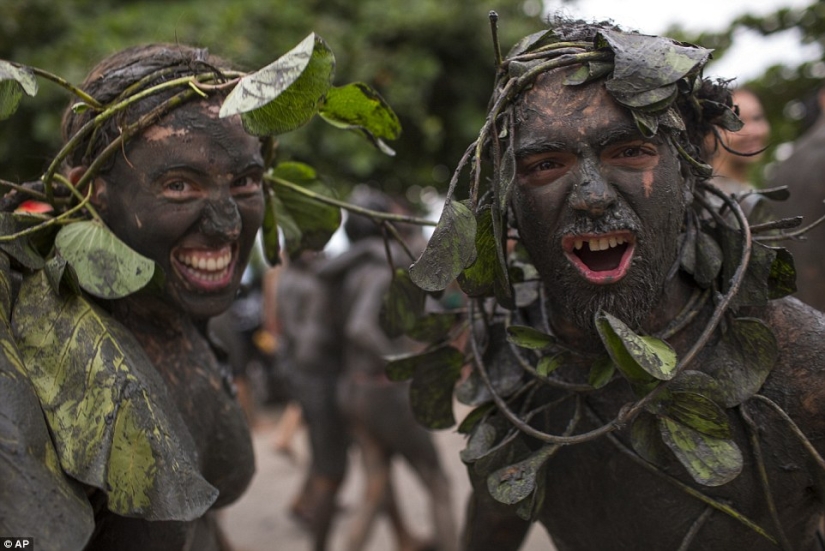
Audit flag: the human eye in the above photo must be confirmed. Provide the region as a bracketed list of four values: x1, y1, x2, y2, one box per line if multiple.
[517, 153, 571, 186]
[606, 141, 659, 168]
[161, 178, 197, 199]
[230, 171, 263, 196]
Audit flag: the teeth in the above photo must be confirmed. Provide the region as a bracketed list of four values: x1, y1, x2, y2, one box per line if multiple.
[574, 239, 583, 250]
[584, 236, 628, 252]
[177, 249, 232, 273]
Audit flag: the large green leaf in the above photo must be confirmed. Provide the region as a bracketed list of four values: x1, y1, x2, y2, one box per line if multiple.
[269, 165, 341, 258]
[701, 317, 777, 408]
[598, 30, 711, 98]
[0, 254, 93, 551]
[659, 416, 743, 487]
[319, 82, 401, 155]
[595, 311, 677, 383]
[0, 60, 37, 121]
[397, 344, 464, 429]
[54, 220, 155, 299]
[220, 33, 335, 136]
[410, 199, 477, 292]
[12, 271, 218, 520]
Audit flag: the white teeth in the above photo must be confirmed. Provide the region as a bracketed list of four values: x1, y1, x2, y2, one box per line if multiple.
[584, 236, 627, 252]
[574, 239, 583, 250]
[177, 249, 232, 273]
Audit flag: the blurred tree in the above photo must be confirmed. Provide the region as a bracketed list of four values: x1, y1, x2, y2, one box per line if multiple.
[666, 1, 825, 187]
[0, 0, 543, 204]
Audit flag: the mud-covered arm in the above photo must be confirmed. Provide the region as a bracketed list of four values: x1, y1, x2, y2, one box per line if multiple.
[762, 298, 825, 500]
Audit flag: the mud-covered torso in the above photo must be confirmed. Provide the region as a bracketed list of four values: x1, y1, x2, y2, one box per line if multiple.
[113, 295, 255, 507]
[471, 290, 825, 551]
[80, 295, 255, 551]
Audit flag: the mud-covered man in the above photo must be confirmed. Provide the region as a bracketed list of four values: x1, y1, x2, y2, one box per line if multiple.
[445, 18, 825, 551]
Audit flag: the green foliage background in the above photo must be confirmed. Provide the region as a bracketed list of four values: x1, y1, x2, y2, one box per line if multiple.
[3, 1, 824, 196]
[0, 0, 543, 203]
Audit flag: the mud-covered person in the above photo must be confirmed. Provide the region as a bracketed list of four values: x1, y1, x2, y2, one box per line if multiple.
[454, 19, 825, 551]
[7, 44, 264, 550]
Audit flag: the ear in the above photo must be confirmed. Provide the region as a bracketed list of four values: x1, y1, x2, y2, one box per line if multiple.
[70, 167, 109, 213]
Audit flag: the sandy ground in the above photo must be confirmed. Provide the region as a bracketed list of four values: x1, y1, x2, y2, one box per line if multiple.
[218, 404, 556, 551]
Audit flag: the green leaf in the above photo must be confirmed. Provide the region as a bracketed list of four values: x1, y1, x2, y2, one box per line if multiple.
[54, 220, 155, 299]
[406, 345, 465, 429]
[538, 352, 566, 377]
[506, 324, 556, 350]
[380, 268, 426, 338]
[12, 271, 218, 520]
[261, 183, 281, 266]
[595, 311, 677, 383]
[319, 82, 401, 155]
[600, 30, 711, 97]
[564, 60, 613, 86]
[220, 33, 334, 136]
[458, 205, 498, 297]
[588, 355, 615, 389]
[694, 229, 723, 288]
[406, 311, 461, 343]
[0, 213, 45, 270]
[270, 171, 341, 258]
[409, 199, 476, 292]
[456, 322, 524, 406]
[659, 417, 743, 487]
[630, 411, 671, 468]
[487, 445, 555, 505]
[457, 403, 496, 435]
[0, 60, 38, 121]
[0, 254, 94, 550]
[662, 391, 731, 439]
[767, 246, 796, 300]
[701, 317, 777, 408]
[460, 420, 499, 463]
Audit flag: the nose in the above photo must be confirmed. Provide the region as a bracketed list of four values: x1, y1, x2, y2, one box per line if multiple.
[568, 158, 616, 217]
[199, 198, 242, 240]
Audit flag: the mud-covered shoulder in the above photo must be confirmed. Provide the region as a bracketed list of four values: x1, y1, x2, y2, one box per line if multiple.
[760, 296, 825, 435]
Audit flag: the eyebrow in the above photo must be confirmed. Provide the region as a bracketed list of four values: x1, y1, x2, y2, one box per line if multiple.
[514, 139, 566, 160]
[597, 124, 652, 148]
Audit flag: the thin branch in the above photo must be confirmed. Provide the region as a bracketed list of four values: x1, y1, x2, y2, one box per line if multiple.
[676, 506, 714, 551]
[740, 403, 793, 551]
[29, 66, 103, 109]
[749, 394, 825, 473]
[268, 176, 435, 227]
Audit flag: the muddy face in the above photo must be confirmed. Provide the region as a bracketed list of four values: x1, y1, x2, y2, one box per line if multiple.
[97, 98, 265, 319]
[511, 70, 688, 339]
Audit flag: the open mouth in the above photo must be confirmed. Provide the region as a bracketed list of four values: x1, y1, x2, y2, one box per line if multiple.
[562, 231, 635, 284]
[172, 244, 236, 291]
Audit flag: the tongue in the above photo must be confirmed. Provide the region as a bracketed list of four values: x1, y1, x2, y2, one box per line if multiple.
[576, 244, 627, 272]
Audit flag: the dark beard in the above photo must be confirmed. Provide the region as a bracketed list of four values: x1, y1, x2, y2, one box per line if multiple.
[539, 209, 682, 342]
